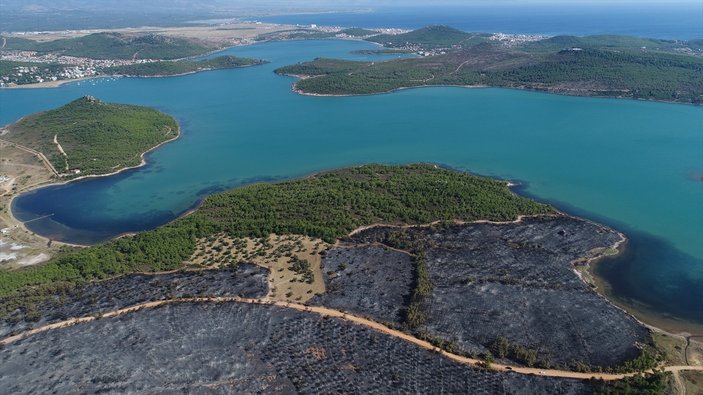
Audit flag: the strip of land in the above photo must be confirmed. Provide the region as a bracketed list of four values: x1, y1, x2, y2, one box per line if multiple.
[275, 26, 703, 103]
[0, 163, 694, 393]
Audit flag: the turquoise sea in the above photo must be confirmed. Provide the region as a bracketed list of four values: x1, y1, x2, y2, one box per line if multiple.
[2, 39, 702, 327]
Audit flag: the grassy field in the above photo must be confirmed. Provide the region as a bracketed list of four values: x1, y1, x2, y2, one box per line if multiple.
[4, 96, 178, 176]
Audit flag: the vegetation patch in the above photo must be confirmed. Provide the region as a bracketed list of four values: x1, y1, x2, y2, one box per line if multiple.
[405, 250, 432, 328]
[367, 25, 490, 49]
[1, 32, 213, 60]
[276, 26, 703, 103]
[5, 96, 178, 176]
[104, 55, 266, 76]
[0, 164, 551, 311]
[592, 371, 669, 394]
[190, 233, 328, 303]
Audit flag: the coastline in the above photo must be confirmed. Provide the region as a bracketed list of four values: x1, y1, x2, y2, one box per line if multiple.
[0, 76, 110, 90]
[3, 33, 700, 343]
[0, 61, 268, 90]
[6, 157, 703, 350]
[5, 122, 182, 248]
[588, 252, 703, 337]
[285, 75, 699, 106]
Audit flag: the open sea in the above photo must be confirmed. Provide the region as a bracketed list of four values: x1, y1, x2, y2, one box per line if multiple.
[260, 4, 703, 40]
[1, 14, 702, 331]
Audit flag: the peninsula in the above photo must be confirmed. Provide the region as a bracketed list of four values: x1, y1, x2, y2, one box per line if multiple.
[2, 96, 178, 177]
[103, 55, 267, 77]
[0, 27, 271, 87]
[2, 164, 700, 393]
[275, 25, 703, 103]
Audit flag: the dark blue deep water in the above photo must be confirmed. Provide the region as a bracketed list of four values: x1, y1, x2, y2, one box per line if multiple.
[261, 4, 703, 40]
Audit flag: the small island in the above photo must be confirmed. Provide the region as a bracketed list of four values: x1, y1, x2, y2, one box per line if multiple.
[1, 96, 179, 177]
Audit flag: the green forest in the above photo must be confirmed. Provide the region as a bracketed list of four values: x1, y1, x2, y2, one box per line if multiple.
[367, 25, 491, 49]
[0, 164, 553, 314]
[103, 55, 266, 76]
[276, 43, 703, 103]
[0, 32, 213, 60]
[5, 96, 178, 176]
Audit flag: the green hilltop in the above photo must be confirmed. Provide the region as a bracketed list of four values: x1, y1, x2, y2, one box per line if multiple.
[5, 96, 178, 176]
[1, 32, 213, 60]
[367, 25, 491, 49]
[276, 26, 703, 103]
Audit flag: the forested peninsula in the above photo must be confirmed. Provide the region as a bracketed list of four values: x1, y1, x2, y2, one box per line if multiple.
[276, 25, 703, 103]
[3, 96, 178, 177]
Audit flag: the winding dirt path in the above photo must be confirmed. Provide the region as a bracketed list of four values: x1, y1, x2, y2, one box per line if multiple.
[2, 296, 701, 381]
[0, 136, 60, 177]
[53, 134, 69, 171]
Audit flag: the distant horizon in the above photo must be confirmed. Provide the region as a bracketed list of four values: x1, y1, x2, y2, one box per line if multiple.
[2, 1, 701, 39]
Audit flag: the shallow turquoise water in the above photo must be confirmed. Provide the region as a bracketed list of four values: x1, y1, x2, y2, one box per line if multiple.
[2, 39, 702, 324]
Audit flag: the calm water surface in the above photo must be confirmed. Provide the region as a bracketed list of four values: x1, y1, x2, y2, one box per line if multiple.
[261, 4, 703, 40]
[2, 39, 702, 326]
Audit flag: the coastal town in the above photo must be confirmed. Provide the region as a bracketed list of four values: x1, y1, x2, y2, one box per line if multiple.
[0, 24, 548, 87]
[0, 50, 150, 86]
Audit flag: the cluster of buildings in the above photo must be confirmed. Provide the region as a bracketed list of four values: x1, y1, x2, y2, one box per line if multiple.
[0, 50, 156, 87]
[0, 63, 97, 86]
[1, 50, 149, 67]
[489, 33, 549, 47]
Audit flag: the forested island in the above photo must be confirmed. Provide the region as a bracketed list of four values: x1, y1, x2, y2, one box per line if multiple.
[276, 25, 703, 103]
[2, 96, 178, 177]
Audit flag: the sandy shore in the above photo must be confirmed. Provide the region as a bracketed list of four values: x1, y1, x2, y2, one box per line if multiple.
[4, 122, 182, 248]
[0, 76, 111, 90]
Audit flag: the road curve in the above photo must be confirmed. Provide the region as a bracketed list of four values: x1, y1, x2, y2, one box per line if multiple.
[2, 296, 701, 381]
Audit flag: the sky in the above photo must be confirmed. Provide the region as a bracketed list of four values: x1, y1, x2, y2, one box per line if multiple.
[5, 0, 702, 9]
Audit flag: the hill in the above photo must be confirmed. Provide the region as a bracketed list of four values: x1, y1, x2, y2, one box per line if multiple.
[4, 96, 178, 176]
[366, 25, 490, 49]
[523, 34, 703, 55]
[277, 40, 703, 103]
[1, 32, 214, 60]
